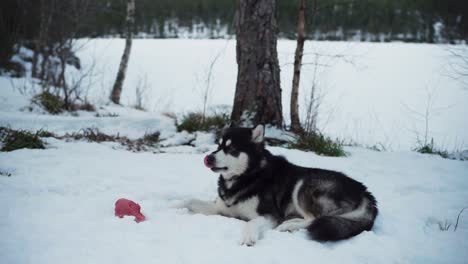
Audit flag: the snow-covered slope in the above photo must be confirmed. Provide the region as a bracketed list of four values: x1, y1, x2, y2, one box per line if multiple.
[0, 77, 176, 139]
[1, 139, 467, 264]
[2, 40, 468, 150]
[75, 39, 468, 151]
[1, 39, 468, 264]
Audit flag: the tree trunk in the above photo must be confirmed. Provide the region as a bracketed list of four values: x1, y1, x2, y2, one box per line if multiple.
[290, 0, 306, 134]
[33, 0, 53, 79]
[110, 0, 135, 105]
[231, 0, 283, 128]
[31, 49, 39, 78]
[39, 45, 50, 83]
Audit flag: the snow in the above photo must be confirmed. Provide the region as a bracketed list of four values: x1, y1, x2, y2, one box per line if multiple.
[1, 39, 468, 263]
[0, 79, 176, 140]
[449, 150, 468, 161]
[73, 39, 468, 151]
[159, 131, 195, 147]
[264, 126, 296, 142]
[2, 40, 468, 151]
[192, 131, 216, 147]
[1, 139, 467, 264]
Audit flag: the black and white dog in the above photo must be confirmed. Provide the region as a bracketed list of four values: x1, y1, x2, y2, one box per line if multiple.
[177, 125, 378, 246]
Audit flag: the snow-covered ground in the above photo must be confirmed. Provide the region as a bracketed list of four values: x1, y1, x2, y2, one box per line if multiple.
[1, 39, 468, 264]
[1, 138, 467, 264]
[73, 39, 468, 151]
[3, 40, 468, 150]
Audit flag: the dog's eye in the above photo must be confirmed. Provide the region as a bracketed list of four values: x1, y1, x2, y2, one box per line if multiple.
[227, 146, 239, 155]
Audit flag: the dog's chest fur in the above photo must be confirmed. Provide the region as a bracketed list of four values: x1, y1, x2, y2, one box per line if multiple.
[217, 176, 261, 220]
[216, 196, 259, 220]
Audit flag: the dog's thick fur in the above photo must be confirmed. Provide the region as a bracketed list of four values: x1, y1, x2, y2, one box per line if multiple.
[178, 125, 378, 246]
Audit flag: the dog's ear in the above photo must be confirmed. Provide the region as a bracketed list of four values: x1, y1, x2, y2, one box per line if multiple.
[251, 124, 264, 143]
[220, 121, 235, 139]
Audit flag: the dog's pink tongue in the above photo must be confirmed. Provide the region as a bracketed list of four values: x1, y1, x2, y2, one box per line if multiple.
[204, 155, 213, 168]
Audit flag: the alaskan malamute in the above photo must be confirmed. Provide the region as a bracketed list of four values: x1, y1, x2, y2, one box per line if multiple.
[177, 125, 378, 246]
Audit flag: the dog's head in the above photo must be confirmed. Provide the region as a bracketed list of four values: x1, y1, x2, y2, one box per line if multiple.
[204, 124, 265, 180]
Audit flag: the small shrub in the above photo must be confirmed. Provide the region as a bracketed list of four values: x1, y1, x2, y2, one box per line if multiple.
[0, 170, 12, 177]
[75, 102, 96, 112]
[37, 130, 55, 138]
[67, 128, 120, 143]
[32, 92, 63, 114]
[177, 112, 203, 133]
[129, 131, 161, 151]
[368, 143, 387, 152]
[454, 207, 467, 232]
[177, 112, 229, 133]
[433, 207, 467, 232]
[32, 92, 96, 114]
[1, 128, 45, 152]
[3, 61, 26, 77]
[95, 113, 119, 118]
[142, 131, 160, 144]
[438, 220, 452, 231]
[289, 133, 346, 157]
[414, 139, 448, 158]
[205, 114, 230, 132]
[63, 128, 160, 152]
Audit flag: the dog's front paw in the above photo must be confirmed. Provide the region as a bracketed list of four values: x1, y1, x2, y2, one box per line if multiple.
[240, 232, 258, 247]
[275, 222, 295, 232]
[175, 199, 197, 212]
[240, 223, 259, 246]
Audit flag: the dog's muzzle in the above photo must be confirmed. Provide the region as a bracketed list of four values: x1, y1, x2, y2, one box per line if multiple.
[204, 154, 227, 172]
[204, 155, 215, 168]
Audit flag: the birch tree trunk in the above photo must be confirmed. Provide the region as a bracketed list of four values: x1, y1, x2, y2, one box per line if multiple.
[110, 0, 135, 105]
[290, 0, 306, 133]
[231, 0, 283, 128]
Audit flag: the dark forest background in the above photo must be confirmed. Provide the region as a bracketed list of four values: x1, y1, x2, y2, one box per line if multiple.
[2, 0, 468, 43]
[86, 0, 467, 43]
[1, 0, 468, 69]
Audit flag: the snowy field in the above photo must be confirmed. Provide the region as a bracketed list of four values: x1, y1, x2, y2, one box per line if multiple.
[1, 39, 468, 264]
[74, 39, 468, 151]
[1, 138, 467, 264]
[2, 39, 468, 150]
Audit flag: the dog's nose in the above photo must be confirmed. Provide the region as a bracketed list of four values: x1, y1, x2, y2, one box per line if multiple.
[204, 155, 215, 168]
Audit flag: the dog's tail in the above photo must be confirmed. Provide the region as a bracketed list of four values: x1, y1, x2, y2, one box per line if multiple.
[307, 192, 378, 241]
